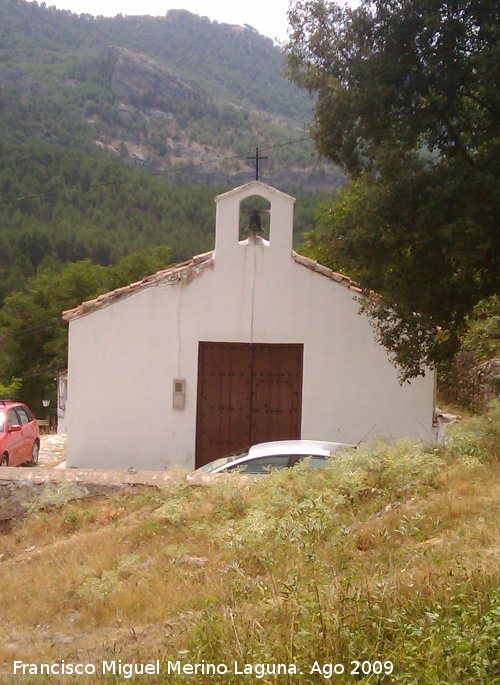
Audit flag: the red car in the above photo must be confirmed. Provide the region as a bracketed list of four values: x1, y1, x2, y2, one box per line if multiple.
[0, 401, 40, 467]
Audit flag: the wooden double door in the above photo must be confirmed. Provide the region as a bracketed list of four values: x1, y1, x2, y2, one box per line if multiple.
[195, 342, 303, 467]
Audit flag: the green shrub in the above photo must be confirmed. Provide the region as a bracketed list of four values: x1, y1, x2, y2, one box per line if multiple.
[442, 296, 500, 409]
[446, 400, 500, 464]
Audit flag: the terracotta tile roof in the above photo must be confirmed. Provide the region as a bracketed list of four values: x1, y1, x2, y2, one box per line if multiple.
[62, 250, 215, 322]
[292, 252, 364, 293]
[62, 250, 365, 323]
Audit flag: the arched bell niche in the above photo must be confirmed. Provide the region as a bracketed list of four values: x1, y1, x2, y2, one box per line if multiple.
[238, 195, 271, 243]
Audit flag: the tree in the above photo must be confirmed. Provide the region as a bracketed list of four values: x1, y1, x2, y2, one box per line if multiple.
[287, 0, 499, 379]
[0, 246, 172, 412]
[0, 377, 21, 399]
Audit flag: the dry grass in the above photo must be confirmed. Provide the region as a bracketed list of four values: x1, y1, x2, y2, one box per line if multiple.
[1, 488, 228, 663]
[0, 405, 499, 684]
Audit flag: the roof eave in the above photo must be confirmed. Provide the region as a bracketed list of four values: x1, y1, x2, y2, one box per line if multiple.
[62, 250, 214, 323]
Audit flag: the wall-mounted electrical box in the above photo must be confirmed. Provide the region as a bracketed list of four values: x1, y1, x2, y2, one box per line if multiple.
[173, 379, 186, 410]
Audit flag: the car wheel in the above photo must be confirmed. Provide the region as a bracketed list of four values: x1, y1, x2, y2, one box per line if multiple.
[31, 441, 40, 466]
[1, 453, 8, 466]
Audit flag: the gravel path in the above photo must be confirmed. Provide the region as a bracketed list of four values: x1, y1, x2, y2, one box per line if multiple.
[38, 433, 67, 468]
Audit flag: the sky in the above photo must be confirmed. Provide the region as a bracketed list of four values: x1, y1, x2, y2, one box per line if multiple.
[45, 0, 296, 43]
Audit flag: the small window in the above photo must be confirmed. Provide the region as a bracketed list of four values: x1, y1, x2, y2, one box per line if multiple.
[306, 456, 331, 470]
[227, 455, 291, 473]
[24, 406, 36, 423]
[291, 455, 331, 470]
[7, 409, 20, 429]
[15, 407, 30, 426]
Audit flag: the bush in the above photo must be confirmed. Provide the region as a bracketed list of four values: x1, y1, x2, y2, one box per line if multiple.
[443, 296, 500, 410]
[446, 400, 500, 464]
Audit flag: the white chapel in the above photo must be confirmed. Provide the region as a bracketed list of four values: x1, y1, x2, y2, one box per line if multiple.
[62, 181, 437, 470]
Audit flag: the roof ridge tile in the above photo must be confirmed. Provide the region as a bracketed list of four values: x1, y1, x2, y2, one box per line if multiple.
[292, 252, 363, 292]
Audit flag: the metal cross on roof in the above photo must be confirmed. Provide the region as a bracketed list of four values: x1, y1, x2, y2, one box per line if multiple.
[246, 146, 268, 181]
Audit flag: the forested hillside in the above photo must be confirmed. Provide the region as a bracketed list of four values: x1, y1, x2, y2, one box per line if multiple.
[0, 0, 340, 288]
[0, 140, 326, 300]
[0, 0, 342, 187]
[0, 142, 205, 298]
[0, 0, 309, 119]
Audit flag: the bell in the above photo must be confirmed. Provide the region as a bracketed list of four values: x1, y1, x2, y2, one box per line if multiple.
[246, 210, 263, 234]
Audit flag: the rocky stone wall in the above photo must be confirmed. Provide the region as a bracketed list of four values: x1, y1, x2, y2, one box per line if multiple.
[0, 479, 126, 522]
[443, 356, 500, 412]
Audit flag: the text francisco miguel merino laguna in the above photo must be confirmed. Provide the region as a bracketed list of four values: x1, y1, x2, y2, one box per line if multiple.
[14, 660, 308, 679]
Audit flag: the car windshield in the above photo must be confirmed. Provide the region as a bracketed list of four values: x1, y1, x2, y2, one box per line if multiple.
[197, 451, 248, 473]
[0, 412, 4, 432]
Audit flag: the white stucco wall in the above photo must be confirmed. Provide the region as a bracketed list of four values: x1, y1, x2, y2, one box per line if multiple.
[66, 182, 436, 469]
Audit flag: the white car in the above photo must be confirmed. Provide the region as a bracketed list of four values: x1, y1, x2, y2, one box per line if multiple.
[195, 440, 353, 475]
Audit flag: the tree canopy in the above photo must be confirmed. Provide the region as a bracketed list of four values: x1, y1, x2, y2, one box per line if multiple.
[0, 246, 172, 412]
[287, 0, 499, 379]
